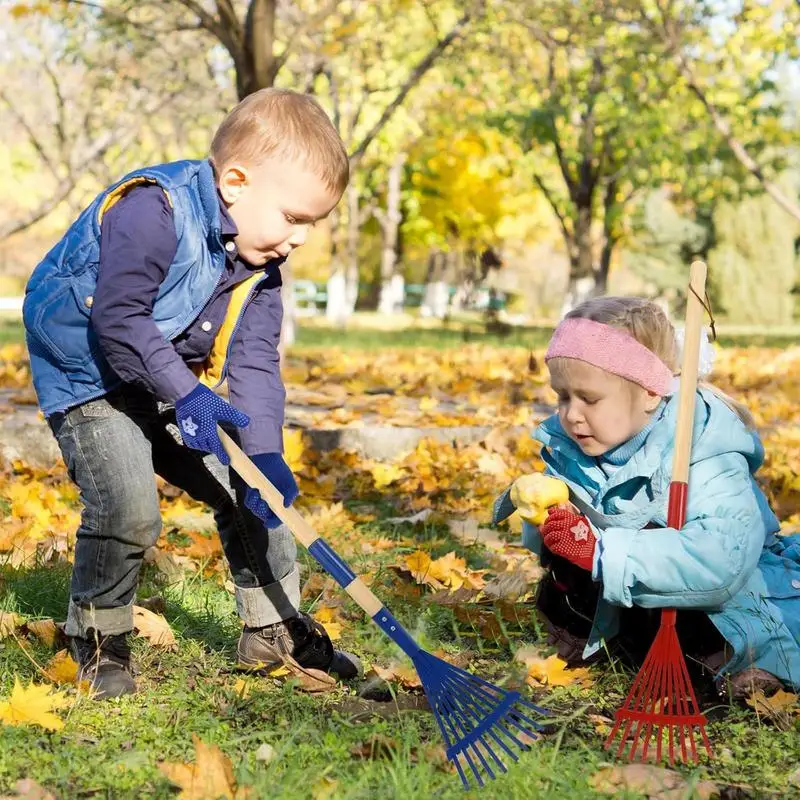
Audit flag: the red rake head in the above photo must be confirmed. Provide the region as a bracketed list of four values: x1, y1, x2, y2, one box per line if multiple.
[604, 610, 713, 765]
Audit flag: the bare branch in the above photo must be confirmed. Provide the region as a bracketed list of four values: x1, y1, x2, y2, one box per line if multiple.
[532, 170, 573, 248]
[348, 6, 476, 165]
[0, 91, 180, 240]
[641, 2, 800, 223]
[0, 89, 60, 183]
[274, 0, 342, 75]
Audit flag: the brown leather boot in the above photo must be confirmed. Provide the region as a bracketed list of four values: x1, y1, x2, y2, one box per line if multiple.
[237, 611, 362, 680]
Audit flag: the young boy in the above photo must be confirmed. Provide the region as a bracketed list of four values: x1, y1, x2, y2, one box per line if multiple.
[23, 88, 361, 698]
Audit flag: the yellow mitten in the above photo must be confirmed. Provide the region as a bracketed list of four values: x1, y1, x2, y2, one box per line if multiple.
[509, 473, 569, 525]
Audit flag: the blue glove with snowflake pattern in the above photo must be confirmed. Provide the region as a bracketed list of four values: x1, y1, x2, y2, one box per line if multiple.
[241, 453, 299, 529]
[175, 383, 249, 466]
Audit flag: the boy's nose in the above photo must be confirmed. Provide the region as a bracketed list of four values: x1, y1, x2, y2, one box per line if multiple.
[287, 224, 309, 247]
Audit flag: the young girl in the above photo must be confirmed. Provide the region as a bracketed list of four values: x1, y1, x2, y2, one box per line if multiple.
[494, 297, 800, 697]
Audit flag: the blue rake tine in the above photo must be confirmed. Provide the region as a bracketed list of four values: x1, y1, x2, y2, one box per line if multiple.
[441, 664, 548, 723]
[429, 701, 471, 789]
[437, 691, 508, 777]
[221, 437, 553, 790]
[437, 668, 546, 744]
[437, 693, 499, 782]
[437, 673, 537, 751]
[441, 667, 546, 731]
[440, 679, 537, 757]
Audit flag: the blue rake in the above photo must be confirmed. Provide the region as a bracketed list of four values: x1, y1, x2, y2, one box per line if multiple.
[219, 428, 547, 789]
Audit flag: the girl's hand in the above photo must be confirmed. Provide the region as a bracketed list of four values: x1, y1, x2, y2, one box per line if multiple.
[540, 508, 597, 571]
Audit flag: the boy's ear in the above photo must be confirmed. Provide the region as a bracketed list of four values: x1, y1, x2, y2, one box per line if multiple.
[218, 165, 249, 204]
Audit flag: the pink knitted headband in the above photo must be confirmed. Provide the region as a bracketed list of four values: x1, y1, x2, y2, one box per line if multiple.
[545, 317, 673, 395]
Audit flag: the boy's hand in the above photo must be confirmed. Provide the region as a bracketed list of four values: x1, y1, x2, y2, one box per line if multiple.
[175, 384, 249, 466]
[242, 453, 299, 529]
[540, 508, 597, 571]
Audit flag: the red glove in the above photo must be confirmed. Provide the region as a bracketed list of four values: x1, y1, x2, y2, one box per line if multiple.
[540, 508, 597, 572]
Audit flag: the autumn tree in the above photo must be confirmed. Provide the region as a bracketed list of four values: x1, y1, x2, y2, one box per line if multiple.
[490, 0, 797, 307]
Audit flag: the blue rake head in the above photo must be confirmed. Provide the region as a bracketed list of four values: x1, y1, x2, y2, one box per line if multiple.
[411, 649, 548, 789]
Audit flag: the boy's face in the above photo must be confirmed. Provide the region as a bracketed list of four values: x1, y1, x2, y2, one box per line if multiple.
[549, 358, 661, 456]
[218, 157, 342, 267]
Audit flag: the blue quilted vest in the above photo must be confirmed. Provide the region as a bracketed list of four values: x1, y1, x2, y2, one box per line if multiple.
[23, 160, 226, 416]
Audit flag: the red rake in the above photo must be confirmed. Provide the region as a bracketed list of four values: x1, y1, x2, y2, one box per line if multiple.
[605, 260, 714, 765]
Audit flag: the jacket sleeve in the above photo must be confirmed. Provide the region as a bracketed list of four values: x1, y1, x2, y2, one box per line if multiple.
[94, 186, 199, 402]
[225, 279, 286, 455]
[598, 452, 765, 609]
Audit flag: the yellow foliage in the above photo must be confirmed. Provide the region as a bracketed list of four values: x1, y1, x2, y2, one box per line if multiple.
[44, 650, 79, 685]
[158, 735, 249, 800]
[0, 678, 71, 731]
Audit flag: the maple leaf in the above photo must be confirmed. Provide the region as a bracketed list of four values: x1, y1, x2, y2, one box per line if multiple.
[133, 605, 177, 648]
[0, 612, 23, 639]
[372, 663, 422, 690]
[590, 764, 718, 799]
[25, 619, 58, 648]
[521, 652, 593, 688]
[44, 650, 79, 685]
[159, 735, 250, 799]
[0, 678, 70, 731]
[283, 429, 305, 473]
[404, 550, 440, 587]
[312, 606, 343, 641]
[418, 396, 438, 412]
[476, 451, 509, 478]
[746, 689, 799, 717]
[369, 463, 405, 489]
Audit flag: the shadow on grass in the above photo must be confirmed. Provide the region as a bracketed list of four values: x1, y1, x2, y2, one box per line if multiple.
[0, 561, 240, 654]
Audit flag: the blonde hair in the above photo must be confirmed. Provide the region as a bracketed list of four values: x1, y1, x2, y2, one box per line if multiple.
[210, 88, 349, 194]
[562, 296, 755, 428]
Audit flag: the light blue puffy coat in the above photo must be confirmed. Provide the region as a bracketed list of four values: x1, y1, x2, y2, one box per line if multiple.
[506, 389, 800, 688]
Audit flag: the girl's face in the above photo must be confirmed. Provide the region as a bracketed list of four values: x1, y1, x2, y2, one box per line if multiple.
[548, 358, 661, 456]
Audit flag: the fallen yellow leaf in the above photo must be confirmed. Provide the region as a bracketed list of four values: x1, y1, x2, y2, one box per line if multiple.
[0, 678, 70, 731]
[311, 777, 339, 800]
[0, 612, 23, 639]
[44, 650, 79, 685]
[26, 619, 58, 648]
[404, 551, 435, 585]
[370, 463, 405, 489]
[233, 679, 252, 700]
[524, 654, 593, 688]
[746, 689, 799, 716]
[159, 735, 249, 799]
[312, 606, 343, 641]
[133, 605, 176, 647]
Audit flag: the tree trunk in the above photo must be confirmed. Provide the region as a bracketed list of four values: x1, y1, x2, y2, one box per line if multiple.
[420, 249, 451, 318]
[377, 154, 406, 315]
[344, 183, 360, 315]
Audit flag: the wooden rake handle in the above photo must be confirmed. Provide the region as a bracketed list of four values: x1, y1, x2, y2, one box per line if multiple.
[671, 260, 708, 488]
[217, 427, 385, 619]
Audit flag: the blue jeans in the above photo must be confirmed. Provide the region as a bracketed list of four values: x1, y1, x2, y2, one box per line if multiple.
[49, 385, 299, 637]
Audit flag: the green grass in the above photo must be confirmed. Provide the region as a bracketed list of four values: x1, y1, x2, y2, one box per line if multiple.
[1, 314, 798, 351]
[0, 317, 24, 346]
[1, 528, 798, 799]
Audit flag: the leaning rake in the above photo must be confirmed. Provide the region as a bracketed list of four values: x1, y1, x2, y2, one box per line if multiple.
[219, 428, 547, 788]
[605, 260, 713, 764]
